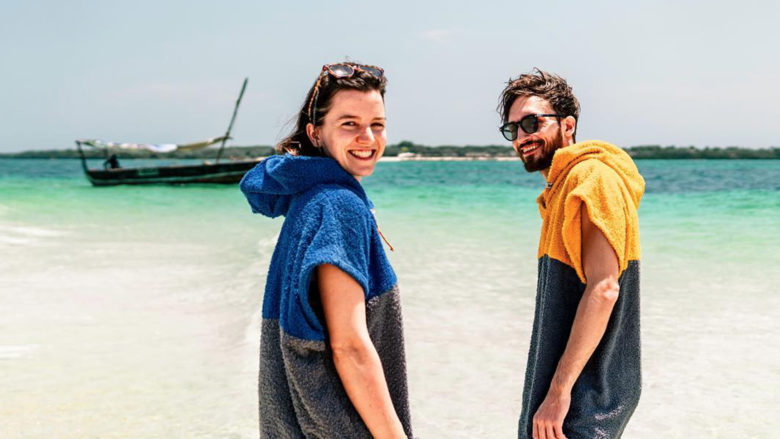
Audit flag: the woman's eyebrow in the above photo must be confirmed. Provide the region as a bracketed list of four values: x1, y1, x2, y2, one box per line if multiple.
[335, 114, 386, 121]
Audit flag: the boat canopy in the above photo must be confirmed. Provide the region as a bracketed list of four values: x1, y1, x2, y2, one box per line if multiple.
[77, 136, 229, 153]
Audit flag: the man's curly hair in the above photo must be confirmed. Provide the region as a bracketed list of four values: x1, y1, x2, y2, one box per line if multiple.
[498, 68, 580, 141]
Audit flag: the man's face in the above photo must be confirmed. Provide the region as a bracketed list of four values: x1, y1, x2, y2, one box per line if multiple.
[506, 95, 565, 173]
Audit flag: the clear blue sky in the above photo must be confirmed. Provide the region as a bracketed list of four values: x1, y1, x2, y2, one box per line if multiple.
[1, 0, 777, 152]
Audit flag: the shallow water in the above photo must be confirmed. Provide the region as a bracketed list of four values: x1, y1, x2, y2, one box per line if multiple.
[0, 158, 778, 438]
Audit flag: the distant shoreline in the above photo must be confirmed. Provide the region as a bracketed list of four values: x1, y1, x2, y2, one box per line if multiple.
[3, 156, 778, 162]
[1, 143, 778, 160]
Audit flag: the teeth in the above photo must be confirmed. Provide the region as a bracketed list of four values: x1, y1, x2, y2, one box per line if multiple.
[350, 150, 374, 158]
[522, 142, 541, 154]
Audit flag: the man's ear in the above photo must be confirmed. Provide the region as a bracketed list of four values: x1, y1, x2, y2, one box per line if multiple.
[562, 116, 577, 145]
[305, 123, 319, 147]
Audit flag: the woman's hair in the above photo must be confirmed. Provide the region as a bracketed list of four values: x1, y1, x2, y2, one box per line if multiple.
[277, 62, 387, 156]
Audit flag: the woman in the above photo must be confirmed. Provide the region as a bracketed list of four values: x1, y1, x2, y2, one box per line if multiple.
[240, 62, 413, 439]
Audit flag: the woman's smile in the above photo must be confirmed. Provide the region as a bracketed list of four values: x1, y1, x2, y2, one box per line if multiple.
[348, 149, 376, 159]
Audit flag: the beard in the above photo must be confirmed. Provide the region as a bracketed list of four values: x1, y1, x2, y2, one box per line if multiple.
[520, 134, 564, 173]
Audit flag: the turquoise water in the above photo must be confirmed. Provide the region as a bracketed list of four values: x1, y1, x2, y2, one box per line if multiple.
[1, 158, 778, 438]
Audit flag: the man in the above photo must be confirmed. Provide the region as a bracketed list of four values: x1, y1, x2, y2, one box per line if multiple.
[498, 69, 645, 439]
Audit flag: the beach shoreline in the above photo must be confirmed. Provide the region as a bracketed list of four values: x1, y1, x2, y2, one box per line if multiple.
[380, 155, 518, 162]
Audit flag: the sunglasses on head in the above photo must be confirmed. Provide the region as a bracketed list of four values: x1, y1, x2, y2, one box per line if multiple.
[307, 63, 385, 123]
[499, 113, 563, 141]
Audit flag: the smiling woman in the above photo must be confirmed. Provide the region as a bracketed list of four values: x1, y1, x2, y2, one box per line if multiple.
[239, 62, 413, 439]
[306, 88, 387, 180]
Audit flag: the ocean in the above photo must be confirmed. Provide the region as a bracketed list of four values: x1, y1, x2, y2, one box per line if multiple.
[1, 158, 778, 438]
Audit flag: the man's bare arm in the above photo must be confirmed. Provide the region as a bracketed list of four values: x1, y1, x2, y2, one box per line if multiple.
[532, 205, 621, 439]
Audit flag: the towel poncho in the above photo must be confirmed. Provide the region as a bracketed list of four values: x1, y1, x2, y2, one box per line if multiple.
[519, 140, 645, 439]
[240, 154, 412, 439]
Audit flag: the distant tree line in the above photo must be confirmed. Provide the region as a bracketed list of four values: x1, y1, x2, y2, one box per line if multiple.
[1, 141, 777, 159]
[623, 145, 779, 159]
[385, 141, 515, 157]
[0, 146, 276, 160]
[387, 141, 780, 159]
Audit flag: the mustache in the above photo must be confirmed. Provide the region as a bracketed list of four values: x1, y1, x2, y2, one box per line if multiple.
[519, 139, 543, 148]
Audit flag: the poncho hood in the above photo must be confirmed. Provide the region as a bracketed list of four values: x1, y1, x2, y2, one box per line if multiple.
[543, 140, 645, 210]
[536, 139, 645, 284]
[239, 154, 368, 218]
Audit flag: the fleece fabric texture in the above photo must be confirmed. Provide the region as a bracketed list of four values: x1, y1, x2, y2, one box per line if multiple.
[519, 140, 645, 439]
[240, 154, 413, 439]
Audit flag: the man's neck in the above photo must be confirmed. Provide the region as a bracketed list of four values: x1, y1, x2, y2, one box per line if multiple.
[540, 138, 576, 182]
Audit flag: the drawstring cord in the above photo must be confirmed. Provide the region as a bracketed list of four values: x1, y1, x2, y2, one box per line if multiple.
[377, 224, 394, 252]
[371, 209, 394, 252]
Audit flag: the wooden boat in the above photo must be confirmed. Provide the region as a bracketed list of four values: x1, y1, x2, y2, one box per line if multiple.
[76, 78, 261, 186]
[75, 152, 261, 186]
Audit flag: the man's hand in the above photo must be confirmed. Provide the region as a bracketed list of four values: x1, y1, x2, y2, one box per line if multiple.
[533, 391, 570, 439]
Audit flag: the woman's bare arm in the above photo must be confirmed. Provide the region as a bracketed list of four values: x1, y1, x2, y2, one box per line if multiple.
[317, 263, 407, 439]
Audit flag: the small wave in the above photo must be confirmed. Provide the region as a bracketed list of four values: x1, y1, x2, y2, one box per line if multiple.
[6, 225, 65, 238]
[0, 235, 34, 245]
[0, 224, 66, 246]
[0, 344, 39, 360]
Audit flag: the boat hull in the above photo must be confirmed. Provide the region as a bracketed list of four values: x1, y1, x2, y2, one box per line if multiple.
[85, 160, 262, 186]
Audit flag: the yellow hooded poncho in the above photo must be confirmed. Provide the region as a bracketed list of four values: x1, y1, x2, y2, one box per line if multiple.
[519, 140, 645, 439]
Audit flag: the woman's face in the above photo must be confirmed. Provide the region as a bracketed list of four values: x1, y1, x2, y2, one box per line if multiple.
[308, 89, 386, 180]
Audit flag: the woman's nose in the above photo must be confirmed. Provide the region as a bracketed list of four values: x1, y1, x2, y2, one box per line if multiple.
[357, 126, 374, 143]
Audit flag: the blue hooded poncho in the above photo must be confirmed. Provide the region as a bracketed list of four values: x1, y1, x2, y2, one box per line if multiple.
[240, 154, 413, 439]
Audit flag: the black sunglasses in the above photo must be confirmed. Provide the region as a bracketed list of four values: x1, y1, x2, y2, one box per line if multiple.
[499, 113, 563, 141]
[307, 63, 385, 123]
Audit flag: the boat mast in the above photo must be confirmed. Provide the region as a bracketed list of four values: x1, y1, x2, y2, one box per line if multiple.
[216, 77, 248, 163]
[75, 140, 89, 174]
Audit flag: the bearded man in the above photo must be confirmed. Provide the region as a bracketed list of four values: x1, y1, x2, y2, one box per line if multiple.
[498, 69, 645, 439]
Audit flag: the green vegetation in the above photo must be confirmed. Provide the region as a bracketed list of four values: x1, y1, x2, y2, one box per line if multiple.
[386, 141, 780, 159]
[0, 145, 276, 160]
[384, 141, 514, 157]
[623, 145, 779, 159]
[1, 142, 777, 159]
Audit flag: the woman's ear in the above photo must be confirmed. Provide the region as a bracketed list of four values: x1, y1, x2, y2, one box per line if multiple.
[305, 123, 319, 147]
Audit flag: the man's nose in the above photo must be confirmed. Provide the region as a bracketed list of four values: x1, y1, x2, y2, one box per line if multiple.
[513, 134, 527, 150]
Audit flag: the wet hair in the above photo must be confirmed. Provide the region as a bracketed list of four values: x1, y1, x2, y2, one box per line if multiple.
[277, 62, 387, 156]
[498, 68, 580, 141]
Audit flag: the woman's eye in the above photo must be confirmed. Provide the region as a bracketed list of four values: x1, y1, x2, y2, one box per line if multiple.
[341, 121, 357, 127]
[371, 123, 385, 129]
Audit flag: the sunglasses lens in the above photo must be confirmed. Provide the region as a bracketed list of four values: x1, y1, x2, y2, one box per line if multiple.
[362, 66, 384, 77]
[520, 115, 538, 134]
[500, 123, 517, 141]
[328, 64, 355, 78]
